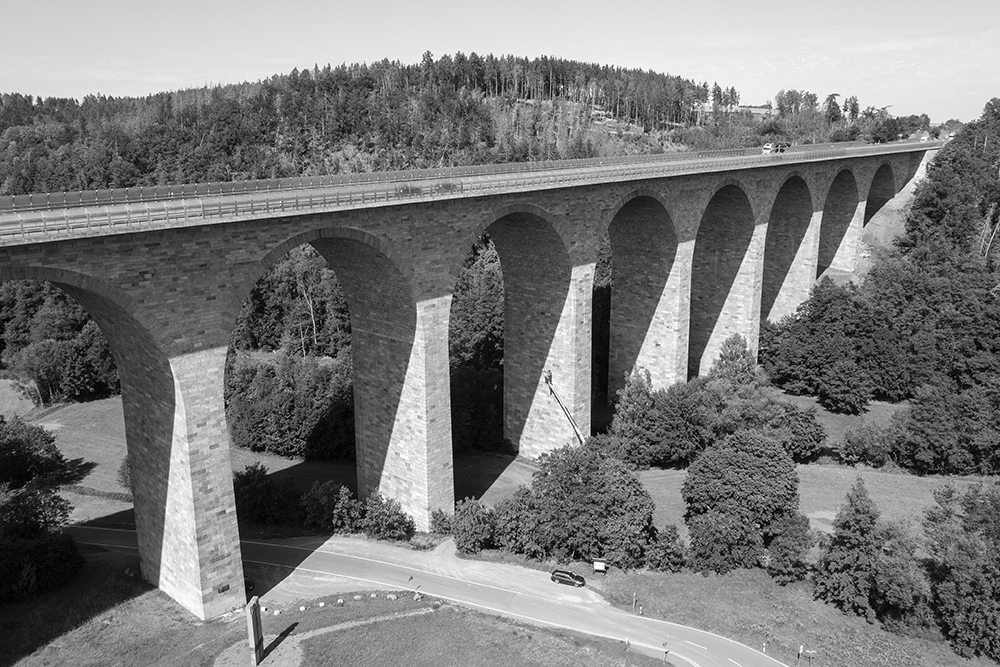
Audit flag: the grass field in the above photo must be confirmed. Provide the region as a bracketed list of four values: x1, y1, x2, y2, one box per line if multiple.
[601, 568, 995, 667]
[28, 396, 535, 525]
[639, 462, 992, 538]
[6, 546, 665, 667]
[11, 388, 998, 667]
[638, 393, 994, 537]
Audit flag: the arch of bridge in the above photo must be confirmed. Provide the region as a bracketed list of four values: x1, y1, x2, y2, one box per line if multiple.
[689, 182, 758, 377]
[0, 262, 243, 619]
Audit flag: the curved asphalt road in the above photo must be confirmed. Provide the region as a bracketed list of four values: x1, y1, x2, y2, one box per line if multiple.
[68, 526, 788, 667]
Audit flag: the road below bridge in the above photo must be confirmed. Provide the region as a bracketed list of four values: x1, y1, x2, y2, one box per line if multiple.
[68, 525, 788, 667]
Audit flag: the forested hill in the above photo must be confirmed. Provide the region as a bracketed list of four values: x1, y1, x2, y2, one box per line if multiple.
[0, 54, 731, 195]
[1, 51, 939, 198]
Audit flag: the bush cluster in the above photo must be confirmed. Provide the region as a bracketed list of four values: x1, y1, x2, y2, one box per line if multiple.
[0, 417, 87, 601]
[225, 351, 355, 460]
[682, 430, 811, 578]
[813, 478, 1000, 660]
[449, 442, 686, 571]
[0, 534, 84, 602]
[232, 463, 303, 526]
[598, 338, 826, 469]
[233, 465, 415, 542]
[0, 282, 119, 406]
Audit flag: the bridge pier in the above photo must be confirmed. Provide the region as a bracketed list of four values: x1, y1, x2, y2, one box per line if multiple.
[311, 236, 453, 532]
[55, 280, 245, 621]
[144, 346, 246, 619]
[489, 212, 590, 456]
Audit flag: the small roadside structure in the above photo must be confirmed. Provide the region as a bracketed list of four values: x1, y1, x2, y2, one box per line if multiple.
[593, 558, 608, 575]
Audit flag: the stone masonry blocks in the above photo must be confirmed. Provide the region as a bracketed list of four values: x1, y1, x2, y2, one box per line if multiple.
[608, 195, 679, 397]
[0, 149, 927, 619]
[761, 176, 817, 323]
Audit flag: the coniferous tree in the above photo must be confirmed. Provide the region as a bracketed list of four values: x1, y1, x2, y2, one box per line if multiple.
[814, 478, 881, 621]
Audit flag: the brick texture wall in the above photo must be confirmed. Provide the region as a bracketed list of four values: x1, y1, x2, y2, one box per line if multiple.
[0, 151, 922, 619]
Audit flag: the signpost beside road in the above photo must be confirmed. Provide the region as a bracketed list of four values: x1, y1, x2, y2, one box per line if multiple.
[246, 596, 264, 665]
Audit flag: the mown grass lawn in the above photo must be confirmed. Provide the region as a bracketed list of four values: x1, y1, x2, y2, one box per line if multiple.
[22, 391, 1000, 667]
[639, 462, 993, 538]
[5, 547, 664, 667]
[601, 568, 996, 667]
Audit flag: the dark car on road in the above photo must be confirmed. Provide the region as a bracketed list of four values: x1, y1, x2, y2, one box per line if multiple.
[550, 569, 586, 587]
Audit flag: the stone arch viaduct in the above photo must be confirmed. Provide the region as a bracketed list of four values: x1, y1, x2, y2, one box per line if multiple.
[0, 142, 935, 619]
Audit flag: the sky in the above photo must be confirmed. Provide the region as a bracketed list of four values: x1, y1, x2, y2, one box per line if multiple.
[2, 0, 998, 123]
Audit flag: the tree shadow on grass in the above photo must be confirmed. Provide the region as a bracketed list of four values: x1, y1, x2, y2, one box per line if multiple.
[2, 545, 149, 665]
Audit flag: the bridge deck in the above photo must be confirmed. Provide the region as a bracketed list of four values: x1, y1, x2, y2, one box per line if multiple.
[0, 141, 940, 245]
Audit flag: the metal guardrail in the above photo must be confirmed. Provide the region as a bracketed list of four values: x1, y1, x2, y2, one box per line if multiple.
[0, 141, 942, 244]
[0, 146, 757, 214]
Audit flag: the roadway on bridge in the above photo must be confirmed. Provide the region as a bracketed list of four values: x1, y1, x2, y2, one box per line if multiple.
[67, 526, 788, 667]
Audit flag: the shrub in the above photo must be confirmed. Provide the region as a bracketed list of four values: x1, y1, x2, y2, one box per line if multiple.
[645, 524, 687, 573]
[687, 511, 764, 574]
[492, 486, 544, 559]
[765, 512, 813, 584]
[682, 431, 799, 530]
[870, 521, 934, 635]
[0, 486, 71, 540]
[772, 403, 826, 462]
[361, 494, 415, 541]
[0, 534, 83, 602]
[708, 334, 763, 387]
[531, 444, 656, 568]
[225, 352, 355, 460]
[117, 453, 133, 495]
[328, 485, 363, 533]
[603, 370, 713, 469]
[430, 508, 452, 535]
[892, 385, 1000, 475]
[0, 415, 92, 490]
[682, 431, 800, 575]
[232, 463, 301, 525]
[451, 498, 495, 554]
[814, 478, 881, 621]
[841, 419, 897, 467]
[923, 483, 1000, 659]
[817, 358, 873, 415]
[301, 481, 362, 533]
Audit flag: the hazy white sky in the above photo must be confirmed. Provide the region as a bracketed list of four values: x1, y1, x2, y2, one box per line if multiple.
[2, 0, 997, 122]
